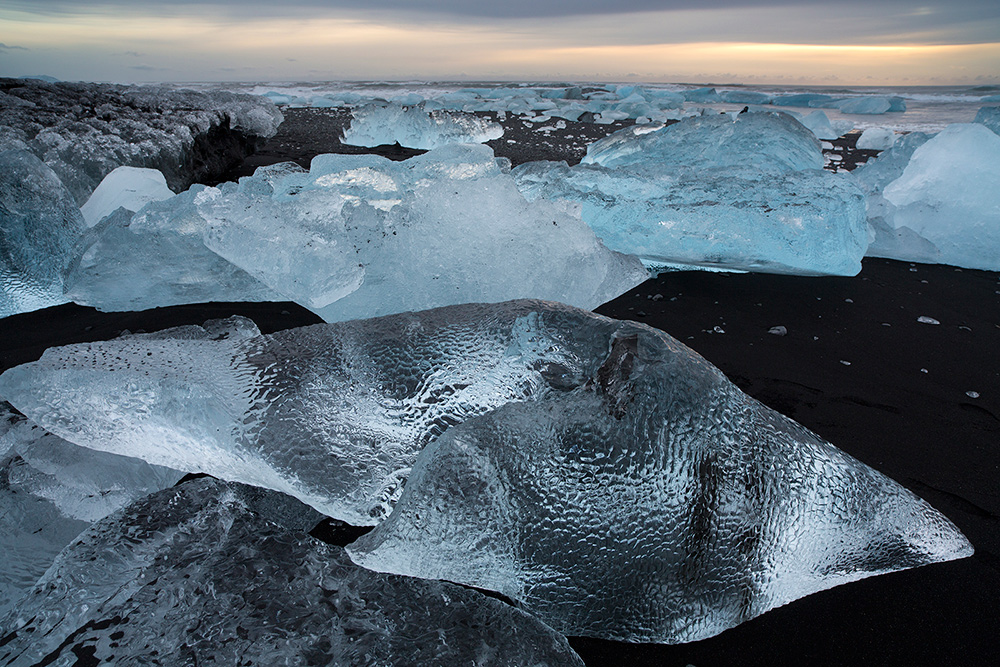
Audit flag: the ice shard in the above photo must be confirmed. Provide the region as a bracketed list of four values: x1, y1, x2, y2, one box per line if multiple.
[69, 144, 647, 319]
[0, 403, 183, 615]
[0, 477, 584, 667]
[344, 305, 972, 644]
[0, 149, 83, 317]
[342, 102, 503, 149]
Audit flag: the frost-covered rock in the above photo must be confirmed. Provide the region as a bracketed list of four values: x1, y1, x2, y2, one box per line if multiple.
[0, 149, 82, 317]
[0, 77, 282, 204]
[79, 166, 174, 227]
[582, 112, 823, 172]
[515, 114, 867, 276]
[342, 102, 503, 149]
[974, 105, 1000, 135]
[0, 477, 584, 667]
[0, 403, 183, 615]
[341, 302, 972, 644]
[68, 144, 647, 319]
[856, 127, 898, 151]
[880, 124, 1000, 271]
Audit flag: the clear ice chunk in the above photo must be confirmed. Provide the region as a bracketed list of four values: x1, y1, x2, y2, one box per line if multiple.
[343, 304, 972, 644]
[342, 102, 504, 149]
[880, 123, 1000, 271]
[581, 112, 824, 172]
[0, 403, 183, 615]
[856, 127, 898, 151]
[0, 149, 83, 317]
[0, 477, 584, 667]
[974, 105, 1000, 135]
[79, 166, 174, 227]
[836, 97, 892, 114]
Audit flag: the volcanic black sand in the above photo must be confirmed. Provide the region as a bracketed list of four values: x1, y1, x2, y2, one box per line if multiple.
[2, 107, 996, 666]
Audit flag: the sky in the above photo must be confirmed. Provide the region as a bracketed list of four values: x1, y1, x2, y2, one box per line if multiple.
[1, 1, 998, 85]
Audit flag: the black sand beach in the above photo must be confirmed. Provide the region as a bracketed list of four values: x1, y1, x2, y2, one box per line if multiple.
[2, 107, 996, 666]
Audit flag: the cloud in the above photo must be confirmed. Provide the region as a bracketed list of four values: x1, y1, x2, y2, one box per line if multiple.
[0, 42, 29, 51]
[129, 63, 164, 71]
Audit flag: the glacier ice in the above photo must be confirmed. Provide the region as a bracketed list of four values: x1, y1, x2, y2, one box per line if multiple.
[582, 112, 824, 172]
[68, 144, 647, 320]
[790, 110, 853, 140]
[0, 78, 282, 205]
[0, 149, 83, 318]
[880, 124, 1000, 271]
[341, 303, 972, 644]
[836, 97, 892, 115]
[342, 102, 503, 149]
[974, 105, 1000, 135]
[856, 127, 898, 151]
[0, 403, 183, 615]
[515, 114, 868, 276]
[79, 166, 174, 227]
[0, 476, 584, 667]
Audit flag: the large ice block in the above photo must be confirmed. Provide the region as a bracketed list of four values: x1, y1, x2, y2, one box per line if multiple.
[0, 403, 183, 615]
[0, 477, 584, 666]
[0, 149, 83, 317]
[342, 102, 503, 149]
[582, 112, 824, 172]
[880, 123, 1000, 271]
[514, 160, 868, 276]
[343, 305, 972, 644]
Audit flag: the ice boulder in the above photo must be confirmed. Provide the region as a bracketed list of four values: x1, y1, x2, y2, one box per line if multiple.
[719, 90, 773, 105]
[837, 97, 892, 115]
[342, 102, 503, 149]
[0, 403, 183, 615]
[880, 123, 1000, 271]
[79, 166, 174, 226]
[342, 302, 972, 644]
[682, 87, 720, 102]
[583, 111, 824, 172]
[791, 110, 853, 140]
[974, 105, 1000, 135]
[0, 149, 83, 317]
[0, 477, 584, 666]
[71, 144, 646, 320]
[856, 127, 898, 151]
[772, 93, 836, 107]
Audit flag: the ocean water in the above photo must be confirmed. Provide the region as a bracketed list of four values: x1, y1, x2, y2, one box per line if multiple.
[177, 80, 999, 133]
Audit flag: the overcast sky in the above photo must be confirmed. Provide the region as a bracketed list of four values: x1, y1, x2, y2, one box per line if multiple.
[1, 1, 998, 84]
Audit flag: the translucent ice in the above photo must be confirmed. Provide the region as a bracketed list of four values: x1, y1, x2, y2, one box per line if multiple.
[343, 304, 972, 644]
[515, 156, 868, 275]
[837, 97, 892, 114]
[881, 124, 1000, 271]
[0, 477, 584, 667]
[791, 110, 852, 140]
[342, 102, 503, 149]
[856, 127, 898, 151]
[582, 112, 824, 172]
[0, 149, 83, 317]
[974, 105, 1000, 135]
[79, 166, 174, 227]
[0, 403, 182, 615]
[70, 144, 647, 319]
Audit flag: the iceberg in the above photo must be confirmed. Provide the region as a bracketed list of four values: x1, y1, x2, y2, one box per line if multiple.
[342, 102, 503, 150]
[79, 166, 174, 227]
[69, 144, 647, 320]
[974, 105, 1000, 135]
[0, 403, 183, 615]
[343, 304, 972, 644]
[837, 97, 892, 115]
[0, 477, 584, 667]
[881, 124, 1000, 271]
[0, 78, 282, 205]
[0, 149, 83, 318]
[856, 127, 898, 151]
[515, 114, 868, 276]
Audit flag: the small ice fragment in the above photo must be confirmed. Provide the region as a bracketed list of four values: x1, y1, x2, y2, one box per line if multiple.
[966, 391, 980, 398]
[845, 298, 853, 303]
[768, 326, 788, 336]
[921, 368, 929, 373]
[917, 316, 940, 324]
[840, 360, 851, 365]
[713, 325, 725, 333]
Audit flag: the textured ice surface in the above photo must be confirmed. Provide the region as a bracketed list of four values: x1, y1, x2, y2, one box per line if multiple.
[880, 124, 1000, 271]
[856, 127, 898, 151]
[0, 78, 281, 205]
[515, 143, 868, 276]
[0, 149, 83, 317]
[974, 105, 1000, 135]
[582, 112, 823, 172]
[343, 304, 972, 644]
[0, 477, 584, 667]
[79, 166, 174, 227]
[0, 403, 183, 615]
[342, 102, 503, 149]
[70, 144, 646, 319]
